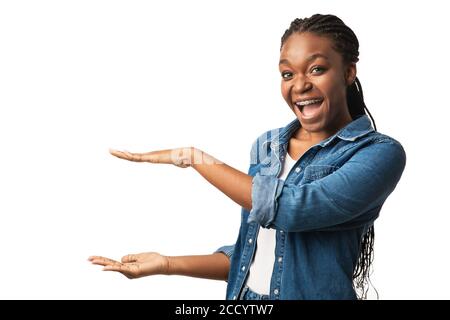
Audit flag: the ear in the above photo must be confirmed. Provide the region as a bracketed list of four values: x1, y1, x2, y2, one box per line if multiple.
[345, 63, 357, 86]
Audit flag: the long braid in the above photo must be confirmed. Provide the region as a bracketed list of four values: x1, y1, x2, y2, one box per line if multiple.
[281, 14, 378, 299]
[353, 225, 378, 299]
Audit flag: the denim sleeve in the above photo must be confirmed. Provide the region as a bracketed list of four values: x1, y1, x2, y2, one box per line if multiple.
[248, 141, 406, 232]
[214, 245, 234, 259]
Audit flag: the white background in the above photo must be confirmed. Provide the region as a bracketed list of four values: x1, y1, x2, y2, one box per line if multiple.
[0, 0, 448, 299]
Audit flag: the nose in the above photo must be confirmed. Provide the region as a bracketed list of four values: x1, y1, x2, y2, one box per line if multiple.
[292, 75, 312, 94]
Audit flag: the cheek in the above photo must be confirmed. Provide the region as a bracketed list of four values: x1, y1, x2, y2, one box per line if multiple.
[330, 72, 348, 96]
[319, 78, 346, 104]
[329, 83, 347, 104]
[281, 82, 290, 102]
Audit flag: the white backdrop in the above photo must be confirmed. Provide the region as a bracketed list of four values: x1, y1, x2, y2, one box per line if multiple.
[1, 0, 448, 299]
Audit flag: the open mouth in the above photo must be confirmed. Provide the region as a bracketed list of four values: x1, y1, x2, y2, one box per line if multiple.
[294, 98, 324, 119]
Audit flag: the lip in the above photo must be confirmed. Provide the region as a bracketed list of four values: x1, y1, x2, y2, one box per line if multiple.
[293, 97, 324, 120]
[293, 97, 324, 104]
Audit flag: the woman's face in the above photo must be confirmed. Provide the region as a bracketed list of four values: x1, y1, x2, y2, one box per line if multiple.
[279, 32, 355, 136]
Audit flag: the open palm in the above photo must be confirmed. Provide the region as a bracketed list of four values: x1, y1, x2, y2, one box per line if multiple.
[89, 252, 168, 279]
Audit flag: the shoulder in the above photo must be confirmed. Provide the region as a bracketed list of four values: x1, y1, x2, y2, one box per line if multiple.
[354, 131, 407, 171]
[364, 131, 406, 157]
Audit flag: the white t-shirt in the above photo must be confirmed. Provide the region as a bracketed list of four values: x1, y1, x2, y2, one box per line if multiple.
[245, 151, 297, 295]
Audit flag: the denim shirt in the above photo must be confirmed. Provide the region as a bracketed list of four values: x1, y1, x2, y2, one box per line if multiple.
[215, 114, 406, 300]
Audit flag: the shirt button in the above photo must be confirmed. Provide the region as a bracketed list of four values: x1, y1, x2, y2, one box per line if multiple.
[274, 289, 279, 295]
[280, 230, 284, 234]
[248, 238, 253, 244]
[233, 295, 237, 300]
[295, 167, 301, 173]
[278, 257, 283, 263]
[241, 266, 246, 271]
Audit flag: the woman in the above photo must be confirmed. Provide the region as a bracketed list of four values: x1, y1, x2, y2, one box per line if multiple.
[89, 14, 406, 300]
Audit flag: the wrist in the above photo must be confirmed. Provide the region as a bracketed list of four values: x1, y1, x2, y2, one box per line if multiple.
[190, 147, 203, 167]
[172, 147, 197, 168]
[163, 255, 172, 275]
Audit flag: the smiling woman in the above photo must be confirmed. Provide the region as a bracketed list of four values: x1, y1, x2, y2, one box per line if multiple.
[89, 14, 406, 300]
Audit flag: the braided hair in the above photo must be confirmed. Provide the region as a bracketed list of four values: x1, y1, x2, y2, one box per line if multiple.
[281, 14, 378, 300]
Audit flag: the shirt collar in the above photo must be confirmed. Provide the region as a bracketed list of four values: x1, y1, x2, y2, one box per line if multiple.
[266, 114, 375, 150]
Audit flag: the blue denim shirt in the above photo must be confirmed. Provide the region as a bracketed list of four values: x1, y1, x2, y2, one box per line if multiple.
[215, 114, 406, 300]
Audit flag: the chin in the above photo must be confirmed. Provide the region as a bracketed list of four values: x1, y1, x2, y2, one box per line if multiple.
[298, 117, 328, 132]
[300, 123, 323, 132]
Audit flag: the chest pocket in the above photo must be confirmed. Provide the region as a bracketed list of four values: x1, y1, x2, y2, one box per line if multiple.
[302, 165, 340, 184]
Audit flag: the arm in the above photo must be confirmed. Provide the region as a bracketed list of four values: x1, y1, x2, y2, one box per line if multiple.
[190, 149, 252, 211]
[167, 253, 230, 281]
[109, 147, 253, 211]
[89, 251, 230, 281]
[248, 140, 407, 232]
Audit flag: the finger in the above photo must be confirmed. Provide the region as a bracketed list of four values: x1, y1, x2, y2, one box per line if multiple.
[88, 256, 101, 261]
[144, 148, 193, 166]
[112, 148, 169, 164]
[109, 149, 145, 162]
[102, 264, 133, 275]
[121, 254, 137, 263]
[89, 255, 115, 261]
[103, 264, 124, 271]
[90, 256, 121, 266]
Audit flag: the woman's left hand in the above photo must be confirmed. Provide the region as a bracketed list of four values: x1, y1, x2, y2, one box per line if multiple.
[109, 147, 196, 168]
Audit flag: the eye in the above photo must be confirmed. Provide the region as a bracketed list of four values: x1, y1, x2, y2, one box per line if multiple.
[281, 71, 293, 80]
[311, 66, 326, 74]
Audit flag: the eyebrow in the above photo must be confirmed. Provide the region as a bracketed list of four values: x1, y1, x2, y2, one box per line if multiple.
[279, 53, 329, 65]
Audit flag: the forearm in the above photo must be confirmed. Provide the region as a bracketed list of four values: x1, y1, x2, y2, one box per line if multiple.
[109, 147, 253, 210]
[166, 253, 230, 281]
[190, 148, 252, 211]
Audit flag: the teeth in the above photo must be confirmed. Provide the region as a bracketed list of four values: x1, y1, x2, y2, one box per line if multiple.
[295, 99, 323, 106]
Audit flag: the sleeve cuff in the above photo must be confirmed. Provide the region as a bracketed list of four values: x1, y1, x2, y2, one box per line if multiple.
[247, 173, 285, 227]
[214, 245, 234, 259]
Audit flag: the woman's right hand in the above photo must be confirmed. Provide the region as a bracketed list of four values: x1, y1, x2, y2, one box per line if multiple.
[88, 252, 169, 279]
[109, 147, 201, 168]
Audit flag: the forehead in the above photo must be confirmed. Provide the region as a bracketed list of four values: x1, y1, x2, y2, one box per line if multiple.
[280, 32, 339, 62]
